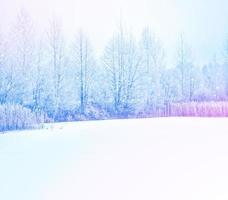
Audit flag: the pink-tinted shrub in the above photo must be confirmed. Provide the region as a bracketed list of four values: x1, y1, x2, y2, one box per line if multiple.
[169, 101, 228, 117]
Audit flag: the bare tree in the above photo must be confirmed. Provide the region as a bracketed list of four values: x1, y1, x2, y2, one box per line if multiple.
[72, 30, 94, 114]
[223, 36, 228, 96]
[225, 37, 228, 61]
[176, 34, 194, 101]
[48, 18, 65, 118]
[140, 27, 165, 111]
[31, 39, 47, 112]
[0, 31, 14, 103]
[103, 24, 142, 115]
[10, 9, 34, 105]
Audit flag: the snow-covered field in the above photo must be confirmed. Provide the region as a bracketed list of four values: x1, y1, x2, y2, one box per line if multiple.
[1, 118, 228, 200]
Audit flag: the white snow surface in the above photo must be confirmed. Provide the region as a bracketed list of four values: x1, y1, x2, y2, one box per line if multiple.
[1, 118, 228, 200]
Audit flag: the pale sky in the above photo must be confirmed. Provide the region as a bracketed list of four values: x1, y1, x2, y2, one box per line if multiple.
[0, 0, 228, 66]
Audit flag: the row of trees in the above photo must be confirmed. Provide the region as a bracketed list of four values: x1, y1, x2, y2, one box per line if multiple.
[0, 10, 228, 122]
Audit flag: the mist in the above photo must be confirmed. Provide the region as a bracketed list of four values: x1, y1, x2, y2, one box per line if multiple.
[1, 0, 228, 65]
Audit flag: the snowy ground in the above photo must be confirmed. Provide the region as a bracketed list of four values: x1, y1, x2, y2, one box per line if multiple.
[1, 118, 228, 200]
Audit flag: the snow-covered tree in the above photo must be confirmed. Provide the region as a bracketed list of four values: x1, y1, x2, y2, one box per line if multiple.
[47, 18, 65, 118]
[139, 27, 165, 111]
[202, 56, 226, 100]
[10, 9, 34, 105]
[30, 38, 50, 113]
[176, 34, 195, 101]
[223, 37, 228, 96]
[103, 25, 142, 115]
[72, 30, 95, 114]
[0, 31, 14, 104]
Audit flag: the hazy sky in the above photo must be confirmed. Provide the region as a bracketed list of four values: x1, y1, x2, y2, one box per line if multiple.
[1, 0, 228, 66]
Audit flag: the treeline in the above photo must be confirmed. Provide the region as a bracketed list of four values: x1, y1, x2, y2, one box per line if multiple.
[0, 10, 228, 127]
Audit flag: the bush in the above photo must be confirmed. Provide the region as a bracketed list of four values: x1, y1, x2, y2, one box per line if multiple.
[83, 104, 111, 120]
[74, 104, 111, 121]
[0, 104, 42, 132]
[168, 101, 228, 117]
